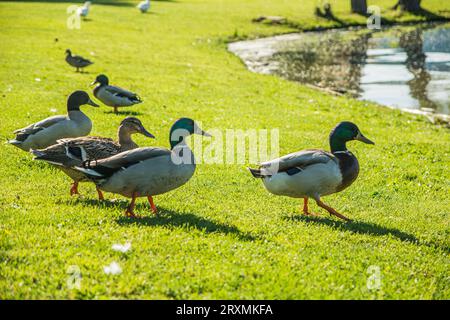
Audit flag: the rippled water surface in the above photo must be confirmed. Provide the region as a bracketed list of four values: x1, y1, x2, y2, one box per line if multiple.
[229, 23, 450, 115]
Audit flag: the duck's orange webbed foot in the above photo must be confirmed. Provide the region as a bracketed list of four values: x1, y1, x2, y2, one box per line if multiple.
[96, 187, 105, 201]
[124, 209, 142, 219]
[302, 198, 319, 216]
[123, 192, 142, 218]
[313, 196, 352, 222]
[147, 196, 157, 215]
[70, 182, 79, 196]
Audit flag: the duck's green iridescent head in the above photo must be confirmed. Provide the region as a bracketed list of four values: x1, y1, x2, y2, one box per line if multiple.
[329, 121, 374, 152]
[91, 74, 109, 86]
[170, 117, 211, 149]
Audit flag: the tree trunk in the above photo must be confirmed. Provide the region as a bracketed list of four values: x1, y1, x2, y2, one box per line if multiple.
[351, 0, 367, 14]
[393, 0, 421, 12]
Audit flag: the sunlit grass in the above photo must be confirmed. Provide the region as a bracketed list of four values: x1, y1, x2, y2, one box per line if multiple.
[0, 0, 449, 299]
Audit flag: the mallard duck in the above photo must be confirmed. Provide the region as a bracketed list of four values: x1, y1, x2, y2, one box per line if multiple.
[248, 121, 374, 222]
[91, 74, 142, 114]
[76, 1, 91, 19]
[8, 91, 98, 152]
[73, 118, 211, 217]
[65, 49, 93, 72]
[137, 0, 150, 13]
[31, 117, 155, 200]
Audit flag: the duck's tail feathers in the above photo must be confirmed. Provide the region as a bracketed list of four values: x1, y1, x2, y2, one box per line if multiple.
[30, 149, 45, 158]
[30, 149, 65, 166]
[133, 95, 143, 104]
[248, 167, 264, 178]
[7, 139, 22, 146]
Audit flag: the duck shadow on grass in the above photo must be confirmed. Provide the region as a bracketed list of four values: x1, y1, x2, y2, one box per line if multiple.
[286, 215, 449, 254]
[103, 110, 144, 116]
[67, 198, 255, 241]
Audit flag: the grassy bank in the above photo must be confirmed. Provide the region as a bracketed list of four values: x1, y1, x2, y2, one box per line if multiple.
[0, 0, 449, 299]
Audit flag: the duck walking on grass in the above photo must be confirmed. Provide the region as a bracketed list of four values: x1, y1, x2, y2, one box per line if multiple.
[65, 49, 93, 72]
[248, 122, 374, 222]
[73, 118, 211, 218]
[8, 91, 98, 152]
[91, 74, 142, 114]
[31, 117, 155, 199]
[76, 1, 91, 19]
[137, 0, 150, 13]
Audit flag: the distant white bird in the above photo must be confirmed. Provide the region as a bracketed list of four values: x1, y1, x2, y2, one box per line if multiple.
[137, 0, 150, 13]
[103, 262, 122, 275]
[76, 1, 91, 19]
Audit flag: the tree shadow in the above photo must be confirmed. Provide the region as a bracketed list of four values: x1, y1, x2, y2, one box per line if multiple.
[408, 7, 450, 21]
[64, 198, 255, 241]
[314, 5, 345, 26]
[286, 215, 449, 254]
[352, 11, 395, 26]
[388, 3, 450, 21]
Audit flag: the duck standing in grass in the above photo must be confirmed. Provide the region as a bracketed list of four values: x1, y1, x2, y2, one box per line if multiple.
[248, 122, 374, 222]
[76, 1, 91, 19]
[65, 49, 93, 72]
[8, 91, 98, 152]
[31, 117, 155, 199]
[137, 0, 150, 13]
[91, 74, 142, 114]
[73, 118, 211, 217]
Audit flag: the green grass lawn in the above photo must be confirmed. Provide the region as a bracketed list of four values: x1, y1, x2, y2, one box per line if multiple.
[0, 0, 449, 299]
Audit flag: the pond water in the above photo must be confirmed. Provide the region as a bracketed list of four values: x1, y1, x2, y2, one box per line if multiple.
[228, 23, 450, 116]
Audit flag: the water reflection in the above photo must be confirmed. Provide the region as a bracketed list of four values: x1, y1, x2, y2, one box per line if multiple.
[228, 23, 450, 115]
[273, 33, 371, 96]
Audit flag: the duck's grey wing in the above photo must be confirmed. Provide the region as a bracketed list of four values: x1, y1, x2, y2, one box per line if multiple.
[72, 55, 93, 65]
[13, 115, 67, 142]
[259, 149, 336, 175]
[105, 85, 141, 101]
[79, 147, 171, 178]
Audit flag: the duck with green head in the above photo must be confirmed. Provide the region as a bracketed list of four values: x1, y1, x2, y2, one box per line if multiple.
[73, 118, 211, 217]
[248, 122, 374, 221]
